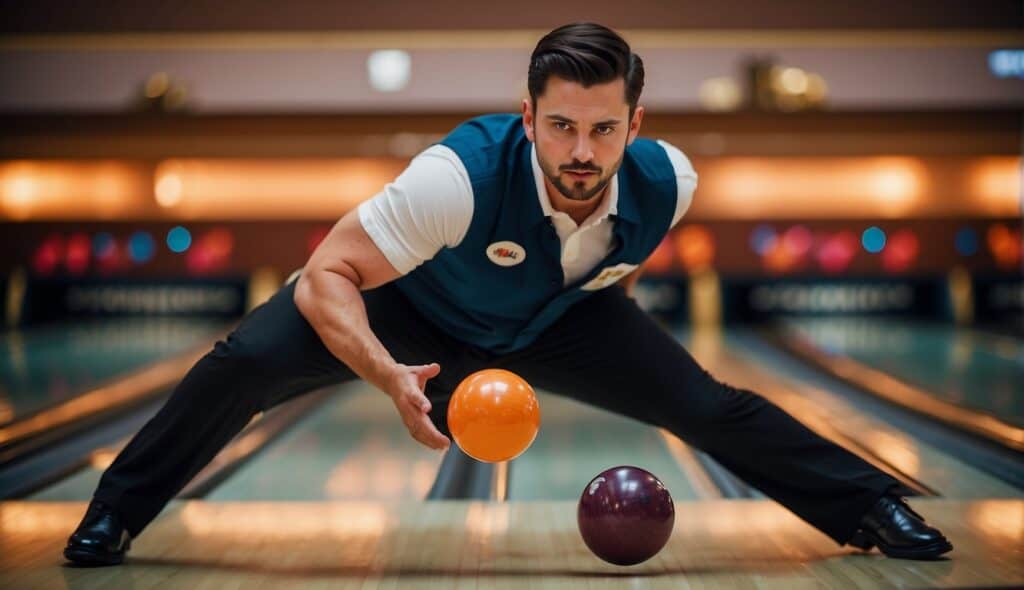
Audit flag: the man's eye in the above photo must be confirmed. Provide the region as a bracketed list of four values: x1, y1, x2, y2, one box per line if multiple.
[554, 122, 571, 131]
[596, 126, 615, 135]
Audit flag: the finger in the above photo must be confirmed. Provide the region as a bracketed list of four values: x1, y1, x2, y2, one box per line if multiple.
[411, 413, 450, 450]
[401, 388, 432, 414]
[414, 363, 441, 387]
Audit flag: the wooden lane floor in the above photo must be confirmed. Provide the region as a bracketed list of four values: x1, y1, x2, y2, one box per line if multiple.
[205, 384, 444, 501]
[778, 318, 1023, 428]
[2, 499, 1021, 588]
[509, 392, 720, 501]
[685, 329, 1022, 500]
[0, 317, 225, 426]
[26, 382, 444, 502]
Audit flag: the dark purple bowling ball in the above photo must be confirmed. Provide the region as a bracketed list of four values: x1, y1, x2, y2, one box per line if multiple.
[577, 465, 675, 566]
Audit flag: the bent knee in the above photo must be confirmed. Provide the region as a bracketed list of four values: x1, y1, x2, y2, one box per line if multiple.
[208, 329, 288, 379]
[663, 379, 769, 435]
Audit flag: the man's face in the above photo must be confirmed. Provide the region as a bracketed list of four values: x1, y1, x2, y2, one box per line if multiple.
[523, 76, 644, 202]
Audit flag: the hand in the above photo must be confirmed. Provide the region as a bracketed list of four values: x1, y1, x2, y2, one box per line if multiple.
[387, 363, 451, 451]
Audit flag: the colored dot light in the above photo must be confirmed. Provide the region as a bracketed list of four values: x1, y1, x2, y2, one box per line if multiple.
[129, 231, 156, 263]
[749, 224, 777, 256]
[65, 233, 91, 275]
[782, 225, 813, 258]
[92, 232, 115, 257]
[989, 49, 1024, 79]
[955, 227, 979, 256]
[32, 234, 63, 276]
[166, 226, 192, 253]
[817, 230, 858, 274]
[674, 224, 716, 272]
[862, 226, 886, 254]
[881, 229, 920, 273]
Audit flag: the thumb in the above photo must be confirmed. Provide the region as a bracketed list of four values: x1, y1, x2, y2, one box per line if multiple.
[415, 363, 441, 380]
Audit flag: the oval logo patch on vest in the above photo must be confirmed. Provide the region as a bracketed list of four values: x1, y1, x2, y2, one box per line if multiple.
[486, 241, 526, 267]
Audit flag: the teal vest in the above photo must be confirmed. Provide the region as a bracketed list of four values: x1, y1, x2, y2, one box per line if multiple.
[395, 114, 678, 353]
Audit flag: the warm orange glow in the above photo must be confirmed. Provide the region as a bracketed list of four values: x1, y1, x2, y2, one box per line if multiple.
[862, 431, 921, 477]
[323, 432, 442, 500]
[411, 459, 438, 496]
[155, 158, 406, 219]
[987, 223, 1023, 269]
[642, 237, 676, 274]
[869, 160, 922, 216]
[464, 502, 510, 538]
[967, 501, 1024, 545]
[673, 224, 716, 271]
[154, 160, 185, 207]
[180, 502, 393, 538]
[0, 161, 149, 220]
[969, 157, 1022, 215]
[0, 503, 91, 536]
[0, 345, 210, 446]
[89, 448, 119, 470]
[699, 157, 928, 219]
[790, 330, 1024, 451]
[700, 500, 805, 540]
[0, 397, 12, 424]
[1, 155, 1018, 221]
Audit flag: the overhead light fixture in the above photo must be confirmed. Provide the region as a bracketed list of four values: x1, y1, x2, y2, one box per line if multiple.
[367, 50, 411, 92]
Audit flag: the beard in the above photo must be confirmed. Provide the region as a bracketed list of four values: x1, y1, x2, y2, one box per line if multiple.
[535, 132, 626, 202]
[548, 165, 613, 202]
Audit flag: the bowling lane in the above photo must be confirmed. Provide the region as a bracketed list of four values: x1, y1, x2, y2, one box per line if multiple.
[30, 382, 444, 502]
[205, 382, 444, 501]
[28, 432, 144, 501]
[508, 392, 717, 501]
[779, 317, 1023, 427]
[698, 328, 1023, 499]
[0, 318, 226, 424]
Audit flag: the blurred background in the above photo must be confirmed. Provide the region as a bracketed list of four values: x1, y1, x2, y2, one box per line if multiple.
[1, 1, 1020, 324]
[0, 1, 1021, 521]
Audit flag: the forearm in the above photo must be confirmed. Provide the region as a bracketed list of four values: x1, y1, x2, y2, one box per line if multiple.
[293, 269, 398, 394]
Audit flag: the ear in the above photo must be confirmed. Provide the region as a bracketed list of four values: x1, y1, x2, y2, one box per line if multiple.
[626, 105, 644, 145]
[522, 98, 536, 142]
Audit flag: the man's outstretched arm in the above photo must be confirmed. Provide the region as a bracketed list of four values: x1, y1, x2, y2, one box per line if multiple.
[293, 209, 450, 451]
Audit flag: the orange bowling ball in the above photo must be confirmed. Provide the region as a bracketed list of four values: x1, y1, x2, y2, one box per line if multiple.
[447, 369, 541, 462]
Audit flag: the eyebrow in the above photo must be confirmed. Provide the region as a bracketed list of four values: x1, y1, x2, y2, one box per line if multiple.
[545, 114, 623, 127]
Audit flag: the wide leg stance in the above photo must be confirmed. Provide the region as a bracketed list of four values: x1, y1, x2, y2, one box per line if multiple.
[500, 285, 899, 544]
[92, 281, 474, 537]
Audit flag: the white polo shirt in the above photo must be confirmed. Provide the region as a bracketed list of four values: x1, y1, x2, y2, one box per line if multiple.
[359, 141, 697, 284]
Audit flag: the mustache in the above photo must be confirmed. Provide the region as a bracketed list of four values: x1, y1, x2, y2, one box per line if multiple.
[559, 162, 601, 173]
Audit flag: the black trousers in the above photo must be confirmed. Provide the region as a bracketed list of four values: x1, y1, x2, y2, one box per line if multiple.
[94, 281, 898, 543]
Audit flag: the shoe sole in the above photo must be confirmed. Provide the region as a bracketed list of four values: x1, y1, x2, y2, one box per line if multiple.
[850, 529, 953, 560]
[63, 546, 125, 566]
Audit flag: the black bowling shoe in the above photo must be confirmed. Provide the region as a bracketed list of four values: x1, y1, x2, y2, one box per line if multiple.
[63, 500, 132, 566]
[848, 494, 953, 560]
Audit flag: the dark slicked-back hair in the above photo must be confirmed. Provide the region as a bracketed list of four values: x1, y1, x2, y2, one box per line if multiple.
[528, 23, 644, 116]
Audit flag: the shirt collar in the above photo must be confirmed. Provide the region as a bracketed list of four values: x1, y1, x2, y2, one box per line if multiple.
[530, 143, 619, 227]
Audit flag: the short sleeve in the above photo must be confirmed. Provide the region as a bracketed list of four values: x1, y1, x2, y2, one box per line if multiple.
[357, 145, 474, 275]
[656, 139, 698, 228]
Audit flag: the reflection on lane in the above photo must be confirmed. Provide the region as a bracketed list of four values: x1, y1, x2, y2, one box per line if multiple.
[28, 436, 127, 501]
[509, 393, 709, 501]
[783, 318, 1023, 428]
[206, 384, 443, 501]
[687, 328, 1022, 499]
[31, 383, 442, 502]
[0, 318, 224, 424]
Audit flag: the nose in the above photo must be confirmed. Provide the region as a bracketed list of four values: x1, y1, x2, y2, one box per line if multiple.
[571, 134, 595, 164]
